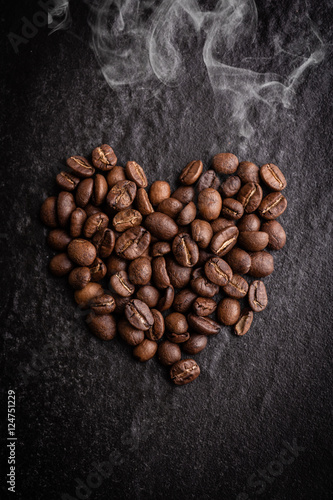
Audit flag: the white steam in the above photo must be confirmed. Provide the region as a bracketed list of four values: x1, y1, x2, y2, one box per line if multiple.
[48, 0, 71, 34]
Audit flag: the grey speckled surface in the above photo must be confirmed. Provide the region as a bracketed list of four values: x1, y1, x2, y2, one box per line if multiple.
[1, 1, 333, 499]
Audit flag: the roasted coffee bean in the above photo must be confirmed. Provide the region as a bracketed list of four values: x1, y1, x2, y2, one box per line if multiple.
[217, 298, 241, 325]
[151, 241, 171, 257]
[183, 335, 207, 355]
[172, 186, 195, 204]
[92, 144, 117, 170]
[249, 251, 274, 277]
[237, 161, 259, 184]
[165, 312, 188, 334]
[211, 218, 235, 233]
[144, 212, 178, 241]
[70, 208, 87, 238]
[41, 196, 58, 228]
[106, 255, 128, 276]
[106, 165, 126, 187]
[85, 203, 101, 218]
[125, 299, 154, 331]
[157, 198, 183, 218]
[67, 155, 95, 178]
[67, 238, 97, 266]
[210, 226, 239, 257]
[158, 341, 181, 366]
[221, 198, 244, 220]
[57, 191, 76, 227]
[237, 213, 261, 232]
[118, 318, 145, 346]
[167, 331, 190, 343]
[86, 313, 117, 340]
[136, 285, 160, 308]
[179, 160, 203, 185]
[125, 161, 148, 188]
[225, 247, 251, 274]
[172, 233, 199, 268]
[187, 314, 220, 335]
[133, 339, 158, 362]
[93, 228, 115, 258]
[166, 257, 192, 289]
[176, 202, 196, 226]
[112, 209, 142, 233]
[258, 192, 287, 220]
[212, 153, 238, 174]
[204, 257, 233, 286]
[113, 294, 131, 314]
[152, 256, 170, 288]
[191, 271, 219, 298]
[220, 175, 241, 198]
[92, 174, 108, 206]
[197, 249, 215, 267]
[193, 297, 217, 317]
[74, 282, 104, 309]
[173, 289, 197, 313]
[136, 188, 154, 215]
[234, 308, 253, 336]
[89, 294, 116, 315]
[197, 170, 220, 192]
[223, 274, 248, 299]
[68, 266, 91, 290]
[261, 220, 286, 250]
[238, 231, 269, 252]
[198, 188, 222, 221]
[115, 226, 151, 260]
[83, 212, 109, 239]
[237, 182, 263, 213]
[260, 163, 287, 191]
[146, 309, 165, 341]
[191, 219, 213, 249]
[128, 257, 152, 286]
[149, 181, 171, 205]
[47, 229, 72, 251]
[110, 270, 135, 297]
[89, 257, 107, 281]
[248, 280, 268, 312]
[49, 253, 74, 277]
[170, 359, 200, 385]
[107, 180, 137, 211]
[157, 285, 174, 312]
[75, 178, 93, 207]
[56, 171, 80, 191]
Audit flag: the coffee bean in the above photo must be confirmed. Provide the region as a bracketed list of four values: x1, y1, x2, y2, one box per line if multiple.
[106, 166, 126, 187]
[151, 241, 171, 257]
[197, 249, 216, 267]
[74, 282, 104, 309]
[223, 274, 248, 299]
[173, 289, 197, 313]
[89, 257, 107, 281]
[56, 171, 80, 191]
[47, 229, 72, 251]
[158, 341, 182, 366]
[112, 209, 142, 233]
[191, 270, 219, 298]
[258, 192, 287, 220]
[248, 280, 268, 312]
[197, 170, 220, 192]
[92, 174, 108, 206]
[133, 339, 158, 362]
[191, 219, 213, 249]
[149, 181, 171, 205]
[238, 231, 269, 252]
[176, 201, 196, 226]
[237, 214, 261, 232]
[118, 318, 145, 346]
[165, 312, 188, 334]
[83, 212, 109, 239]
[172, 233, 199, 268]
[249, 251, 274, 277]
[211, 217, 235, 233]
[107, 180, 137, 211]
[212, 153, 238, 174]
[179, 160, 203, 185]
[136, 285, 160, 308]
[237, 182, 263, 213]
[152, 256, 170, 288]
[67, 238, 97, 266]
[205, 257, 233, 286]
[210, 226, 239, 257]
[260, 163, 287, 191]
[167, 331, 190, 343]
[128, 257, 152, 286]
[220, 175, 241, 198]
[183, 335, 207, 355]
[49, 253, 74, 277]
[172, 186, 195, 204]
[217, 298, 241, 325]
[92, 144, 117, 170]
[86, 313, 117, 340]
[237, 161, 259, 184]
[225, 247, 251, 274]
[70, 208, 87, 238]
[234, 308, 253, 336]
[76, 178, 94, 207]
[188, 314, 220, 335]
[89, 294, 116, 315]
[68, 266, 91, 290]
[110, 270, 135, 297]
[157, 198, 183, 218]
[115, 226, 151, 260]
[146, 309, 165, 341]
[198, 188, 222, 221]
[125, 299, 154, 331]
[144, 212, 178, 241]
[157, 285, 174, 312]
[67, 155, 95, 178]
[221, 198, 244, 220]
[93, 228, 115, 258]
[106, 255, 128, 276]
[125, 161, 148, 188]
[170, 359, 200, 385]
[193, 297, 217, 317]
[261, 220, 286, 250]
[57, 191, 76, 227]
[41, 196, 58, 228]
[136, 188, 154, 215]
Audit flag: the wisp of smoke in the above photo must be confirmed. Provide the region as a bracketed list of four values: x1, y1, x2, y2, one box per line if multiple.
[48, 0, 72, 34]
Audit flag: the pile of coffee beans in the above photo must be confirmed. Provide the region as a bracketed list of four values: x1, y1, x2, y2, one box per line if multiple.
[41, 146, 287, 386]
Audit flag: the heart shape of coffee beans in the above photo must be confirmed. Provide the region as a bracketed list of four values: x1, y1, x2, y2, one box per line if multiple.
[41, 145, 287, 386]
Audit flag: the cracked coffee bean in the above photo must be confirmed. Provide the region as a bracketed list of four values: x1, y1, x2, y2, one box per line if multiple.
[92, 144, 117, 171]
[152, 256, 170, 289]
[125, 299, 154, 331]
[112, 209, 142, 233]
[125, 161, 148, 188]
[93, 228, 115, 259]
[179, 160, 203, 185]
[89, 257, 107, 282]
[237, 182, 263, 213]
[222, 274, 248, 299]
[146, 309, 165, 341]
[187, 314, 220, 335]
[110, 270, 135, 297]
[197, 170, 220, 192]
[170, 359, 200, 385]
[191, 219, 213, 249]
[157, 285, 175, 312]
[260, 163, 287, 191]
[56, 171, 80, 191]
[258, 192, 287, 220]
[83, 212, 109, 239]
[221, 198, 244, 220]
[115, 226, 151, 260]
[89, 294, 116, 315]
[107, 180, 137, 211]
[190, 268, 219, 298]
[192, 297, 217, 317]
[234, 308, 253, 336]
[210, 226, 239, 257]
[67, 155, 95, 178]
[172, 233, 199, 268]
[248, 280, 268, 312]
[204, 257, 233, 286]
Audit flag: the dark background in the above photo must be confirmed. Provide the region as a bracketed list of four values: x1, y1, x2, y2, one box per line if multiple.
[1, 1, 333, 499]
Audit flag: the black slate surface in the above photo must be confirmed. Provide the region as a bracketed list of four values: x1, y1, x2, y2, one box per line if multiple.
[1, 1, 333, 499]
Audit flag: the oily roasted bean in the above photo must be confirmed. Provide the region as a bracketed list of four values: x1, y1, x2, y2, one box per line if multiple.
[57, 191, 76, 227]
[157, 285, 174, 312]
[237, 182, 263, 213]
[49, 253, 74, 277]
[40, 196, 58, 228]
[133, 339, 158, 362]
[83, 212, 109, 239]
[260, 163, 287, 191]
[223, 274, 248, 299]
[212, 153, 238, 174]
[261, 220, 286, 250]
[110, 270, 135, 297]
[152, 256, 170, 289]
[67, 238, 97, 266]
[220, 175, 241, 198]
[92, 144, 117, 170]
[165, 312, 188, 334]
[146, 309, 165, 341]
[211, 218, 235, 233]
[115, 226, 151, 260]
[144, 212, 178, 241]
[249, 251, 274, 278]
[170, 359, 200, 385]
[70, 208, 87, 238]
[176, 201, 196, 226]
[47, 229, 72, 251]
[172, 233, 199, 268]
[210, 226, 239, 257]
[86, 313, 117, 340]
[149, 181, 171, 205]
[225, 247, 251, 274]
[191, 219, 213, 249]
[238, 231, 269, 252]
[191, 271, 219, 298]
[157, 198, 183, 218]
[74, 282, 104, 309]
[237, 161, 259, 184]
[128, 257, 152, 286]
[68, 266, 91, 290]
[234, 308, 253, 336]
[125, 161, 148, 188]
[151, 241, 171, 257]
[125, 299, 154, 331]
[118, 318, 145, 346]
[217, 298, 241, 326]
[136, 285, 160, 308]
[89, 294, 116, 315]
[56, 171, 80, 191]
[106, 255, 127, 277]
[136, 187, 154, 215]
[198, 188, 222, 221]
[248, 280, 268, 312]
[113, 209, 142, 233]
[179, 160, 203, 185]
[204, 257, 233, 286]
[221, 198, 244, 220]
[187, 314, 220, 336]
[173, 289, 197, 313]
[92, 174, 108, 206]
[67, 155, 95, 178]
[89, 257, 107, 281]
[197, 170, 220, 192]
[172, 186, 195, 204]
[183, 335, 207, 355]
[106, 166, 126, 188]
[76, 178, 93, 208]
[237, 214, 261, 232]
[107, 180, 137, 211]
[93, 228, 115, 258]
[158, 341, 181, 366]
[192, 297, 217, 317]
[258, 192, 287, 220]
